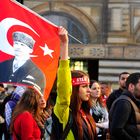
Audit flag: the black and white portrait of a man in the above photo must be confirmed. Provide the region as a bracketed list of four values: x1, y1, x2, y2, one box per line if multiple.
[0, 31, 46, 94]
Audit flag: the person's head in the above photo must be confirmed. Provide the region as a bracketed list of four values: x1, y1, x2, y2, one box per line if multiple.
[119, 72, 130, 89]
[90, 80, 101, 99]
[126, 72, 140, 99]
[70, 70, 91, 111]
[12, 31, 35, 59]
[14, 88, 40, 114]
[100, 81, 112, 97]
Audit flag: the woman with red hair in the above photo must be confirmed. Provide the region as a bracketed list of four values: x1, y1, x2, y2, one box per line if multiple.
[52, 27, 97, 140]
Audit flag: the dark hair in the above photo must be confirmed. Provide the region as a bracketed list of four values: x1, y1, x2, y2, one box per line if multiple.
[119, 72, 130, 79]
[126, 72, 140, 90]
[0, 83, 4, 88]
[70, 70, 96, 139]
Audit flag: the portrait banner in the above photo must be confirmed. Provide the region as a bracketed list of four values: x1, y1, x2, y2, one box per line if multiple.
[0, 0, 60, 100]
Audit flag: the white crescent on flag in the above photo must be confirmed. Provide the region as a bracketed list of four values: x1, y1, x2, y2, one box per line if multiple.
[0, 17, 38, 55]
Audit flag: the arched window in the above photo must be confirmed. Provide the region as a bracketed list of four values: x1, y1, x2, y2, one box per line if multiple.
[42, 12, 90, 44]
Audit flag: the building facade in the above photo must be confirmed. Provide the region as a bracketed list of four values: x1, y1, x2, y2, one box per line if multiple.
[24, 0, 140, 86]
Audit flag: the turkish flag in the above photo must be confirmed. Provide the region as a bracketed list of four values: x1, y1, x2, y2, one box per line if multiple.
[0, 0, 60, 100]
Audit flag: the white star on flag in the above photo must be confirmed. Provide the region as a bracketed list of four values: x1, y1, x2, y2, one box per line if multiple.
[40, 44, 54, 58]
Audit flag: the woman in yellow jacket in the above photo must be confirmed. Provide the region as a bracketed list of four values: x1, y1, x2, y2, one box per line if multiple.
[52, 27, 97, 140]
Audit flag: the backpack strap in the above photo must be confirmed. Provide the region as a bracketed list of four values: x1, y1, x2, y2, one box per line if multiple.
[115, 95, 139, 112]
[118, 95, 140, 122]
[60, 110, 73, 140]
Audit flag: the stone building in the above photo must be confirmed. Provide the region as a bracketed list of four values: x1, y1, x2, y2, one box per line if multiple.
[23, 0, 140, 87]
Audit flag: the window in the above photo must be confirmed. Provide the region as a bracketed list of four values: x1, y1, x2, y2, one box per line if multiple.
[42, 12, 90, 44]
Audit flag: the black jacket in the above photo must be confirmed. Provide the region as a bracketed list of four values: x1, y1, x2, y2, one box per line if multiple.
[109, 91, 140, 140]
[106, 88, 124, 111]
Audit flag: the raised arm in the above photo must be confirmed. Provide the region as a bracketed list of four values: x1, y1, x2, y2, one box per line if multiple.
[58, 26, 69, 60]
[54, 27, 72, 124]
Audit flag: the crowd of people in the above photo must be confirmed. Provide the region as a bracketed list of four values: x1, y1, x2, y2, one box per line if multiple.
[0, 27, 140, 140]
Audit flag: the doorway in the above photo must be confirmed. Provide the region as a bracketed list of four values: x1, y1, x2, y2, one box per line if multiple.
[70, 59, 99, 81]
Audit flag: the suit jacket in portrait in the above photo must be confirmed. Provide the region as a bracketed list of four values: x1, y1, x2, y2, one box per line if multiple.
[0, 58, 46, 94]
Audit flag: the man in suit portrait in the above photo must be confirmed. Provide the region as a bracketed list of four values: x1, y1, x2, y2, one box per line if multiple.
[0, 31, 46, 94]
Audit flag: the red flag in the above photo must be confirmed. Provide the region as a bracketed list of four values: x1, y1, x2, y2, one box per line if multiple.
[0, 0, 60, 100]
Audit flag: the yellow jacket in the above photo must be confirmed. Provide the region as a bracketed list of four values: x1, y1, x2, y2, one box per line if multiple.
[54, 60, 75, 140]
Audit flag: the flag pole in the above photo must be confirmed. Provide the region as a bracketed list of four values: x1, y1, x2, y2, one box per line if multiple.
[16, 0, 23, 4]
[68, 34, 84, 44]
